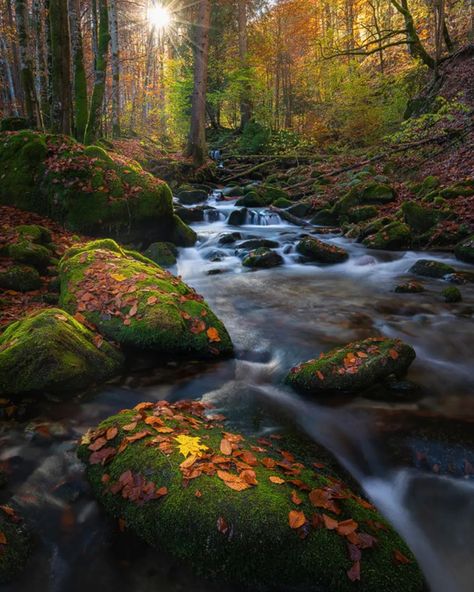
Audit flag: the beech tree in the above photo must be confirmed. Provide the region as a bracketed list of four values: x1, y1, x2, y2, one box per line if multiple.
[49, 0, 72, 134]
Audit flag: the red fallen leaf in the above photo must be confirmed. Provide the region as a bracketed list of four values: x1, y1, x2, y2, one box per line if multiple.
[207, 327, 221, 342]
[389, 349, 399, 360]
[241, 451, 258, 466]
[347, 560, 361, 582]
[147, 296, 158, 305]
[311, 513, 322, 528]
[313, 461, 325, 469]
[291, 490, 303, 505]
[88, 437, 107, 452]
[348, 543, 362, 561]
[337, 518, 358, 536]
[288, 479, 311, 491]
[156, 486, 168, 497]
[240, 469, 258, 486]
[195, 490, 202, 498]
[322, 514, 339, 530]
[355, 532, 377, 549]
[261, 457, 276, 469]
[0, 532, 7, 545]
[394, 550, 412, 564]
[220, 438, 232, 455]
[269, 476, 285, 484]
[217, 516, 230, 535]
[101, 474, 110, 484]
[106, 427, 118, 440]
[288, 510, 306, 529]
[126, 430, 151, 443]
[190, 319, 206, 334]
[280, 450, 295, 463]
[316, 370, 324, 380]
[89, 447, 116, 465]
[135, 402, 155, 411]
[93, 334, 104, 349]
[308, 488, 340, 514]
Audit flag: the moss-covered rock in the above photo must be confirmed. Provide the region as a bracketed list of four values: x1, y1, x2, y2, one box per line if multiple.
[454, 235, 474, 264]
[0, 117, 32, 132]
[174, 205, 205, 223]
[7, 240, 53, 270]
[77, 399, 423, 592]
[0, 131, 195, 246]
[237, 185, 291, 207]
[411, 175, 439, 197]
[347, 205, 377, 223]
[363, 222, 411, 250]
[14, 224, 52, 245]
[143, 242, 177, 267]
[401, 201, 449, 234]
[177, 189, 208, 205]
[58, 241, 233, 358]
[286, 337, 416, 395]
[311, 209, 340, 226]
[242, 247, 283, 269]
[0, 265, 42, 292]
[296, 237, 349, 264]
[409, 259, 455, 279]
[236, 191, 267, 207]
[169, 215, 197, 247]
[0, 506, 32, 583]
[394, 281, 425, 294]
[272, 197, 293, 208]
[0, 308, 123, 397]
[441, 286, 462, 303]
[287, 202, 312, 218]
[359, 183, 397, 204]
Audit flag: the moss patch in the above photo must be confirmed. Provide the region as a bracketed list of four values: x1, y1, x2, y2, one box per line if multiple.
[0, 308, 123, 397]
[286, 337, 416, 395]
[77, 400, 423, 592]
[363, 221, 411, 250]
[0, 265, 42, 292]
[58, 241, 233, 358]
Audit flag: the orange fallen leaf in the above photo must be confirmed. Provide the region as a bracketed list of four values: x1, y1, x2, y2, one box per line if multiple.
[394, 550, 412, 564]
[207, 327, 221, 342]
[269, 476, 285, 484]
[217, 516, 229, 534]
[288, 510, 306, 529]
[337, 518, 358, 536]
[322, 514, 339, 530]
[220, 438, 232, 455]
[0, 532, 7, 545]
[291, 490, 303, 505]
[106, 427, 118, 440]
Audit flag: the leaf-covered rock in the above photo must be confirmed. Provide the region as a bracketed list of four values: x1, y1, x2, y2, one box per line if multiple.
[0, 308, 123, 396]
[58, 240, 233, 357]
[77, 400, 424, 592]
[0, 131, 195, 246]
[286, 337, 416, 395]
[296, 237, 349, 263]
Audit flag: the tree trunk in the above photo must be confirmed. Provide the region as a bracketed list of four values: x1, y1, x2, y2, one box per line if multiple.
[84, 0, 110, 144]
[49, 0, 72, 134]
[68, 0, 88, 141]
[184, 0, 211, 166]
[238, 0, 251, 130]
[390, 0, 435, 69]
[6, 0, 23, 110]
[0, 36, 19, 115]
[108, 0, 120, 137]
[15, 0, 43, 125]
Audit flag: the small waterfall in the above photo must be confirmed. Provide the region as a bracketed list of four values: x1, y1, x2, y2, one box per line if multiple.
[245, 208, 282, 226]
[203, 209, 226, 223]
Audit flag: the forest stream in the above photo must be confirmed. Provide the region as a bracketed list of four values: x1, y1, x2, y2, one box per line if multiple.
[2, 192, 473, 592]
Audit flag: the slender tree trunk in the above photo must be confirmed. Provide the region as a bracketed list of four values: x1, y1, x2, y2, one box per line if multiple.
[49, 0, 72, 134]
[0, 37, 19, 115]
[390, 0, 435, 69]
[15, 0, 43, 125]
[6, 0, 23, 109]
[32, 0, 49, 126]
[108, 0, 120, 137]
[142, 26, 155, 126]
[84, 0, 110, 144]
[238, 0, 251, 130]
[68, 0, 88, 141]
[184, 0, 211, 166]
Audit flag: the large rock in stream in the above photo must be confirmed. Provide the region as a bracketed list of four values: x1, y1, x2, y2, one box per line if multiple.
[0, 131, 196, 246]
[77, 399, 423, 592]
[286, 337, 416, 395]
[58, 240, 233, 358]
[296, 237, 349, 264]
[0, 308, 123, 396]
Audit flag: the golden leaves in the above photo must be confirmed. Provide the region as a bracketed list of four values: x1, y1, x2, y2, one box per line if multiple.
[174, 434, 209, 458]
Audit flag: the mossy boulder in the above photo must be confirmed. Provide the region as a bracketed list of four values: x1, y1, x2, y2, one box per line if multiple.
[311, 209, 340, 226]
[0, 308, 123, 397]
[287, 202, 312, 218]
[359, 183, 396, 204]
[177, 189, 208, 205]
[0, 131, 195, 246]
[394, 281, 425, 294]
[0, 265, 42, 292]
[14, 224, 52, 245]
[236, 191, 267, 207]
[243, 247, 283, 269]
[296, 237, 349, 264]
[0, 506, 32, 583]
[347, 205, 377, 223]
[237, 185, 291, 207]
[0, 116, 32, 132]
[286, 337, 416, 395]
[143, 242, 177, 267]
[401, 201, 448, 234]
[363, 222, 411, 250]
[409, 259, 455, 279]
[441, 286, 462, 303]
[7, 240, 53, 270]
[272, 197, 293, 208]
[77, 399, 423, 592]
[411, 175, 439, 197]
[58, 241, 233, 358]
[169, 215, 197, 248]
[174, 205, 205, 223]
[454, 235, 474, 264]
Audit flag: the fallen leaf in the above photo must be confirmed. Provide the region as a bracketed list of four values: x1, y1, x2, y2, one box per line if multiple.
[106, 427, 118, 440]
[337, 518, 358, 536]
[389, 349, 399, 360]
[291, 490, 303, 505]
[207, 327, 221, 342]
[394, 550, 412, 564]
[269, 476, 285, 484]
[88, 437, 107, 452]
[217, 516, 229, 535]
[288, 510, 306, 529]
[347, 561, 361, 582]
[322, 514, 339, 530]
[220, 438, 232, 455]
[0, 532, 7, 545]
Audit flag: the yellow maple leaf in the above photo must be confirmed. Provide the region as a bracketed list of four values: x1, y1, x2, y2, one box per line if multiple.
[174, 435, 208, 458]
[111, 273, 127, 282]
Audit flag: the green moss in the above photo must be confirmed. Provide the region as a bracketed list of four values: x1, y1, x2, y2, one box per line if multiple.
[296, 237, 348, 264]
[286, 337, 416, 395]
[311, 209, 340, 226]
[242, 247, 283, 268]
[58, 241, 233, 358]
[401, 201, 449, 234]
[347, 205, 377, 223]
[454, 235, 474, 264]
[0, 308, 123, 397]
[0, 508, 32, 583]
[177, 189, 208, 205]
[170, 215, 197, 247]
[272, 197, 293, 208]
[84, 145, 114, 162]
[8, 241, 53, 270]
[77, 401, 423, 592]
[236, 191, 267, 207]
[441, 286, 462, 303]
[359, 183, 396, 204]
[363, 222, 411, 250]
[143, 242, 177, 267]
[0, 116, 33, 132]
[15, 224, 52, 245]
[0, 265, 42, 292]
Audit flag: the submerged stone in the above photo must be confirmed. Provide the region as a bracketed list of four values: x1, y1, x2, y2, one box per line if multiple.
[286, 337, 416, 395]
[394, 281, 425, 294]
[0, 308, 123, 397]
[409, 259, 455, 279]
[441, 286, 462, 303]
[58, 240, 233, 358]
[238, 238, 279, 250]
[296, 237, 348, 264]
[77, 399, 424, 592]
[243, 247, 283, 269]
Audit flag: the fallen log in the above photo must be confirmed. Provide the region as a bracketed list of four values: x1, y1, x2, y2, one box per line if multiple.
[269, 205, 313, 227]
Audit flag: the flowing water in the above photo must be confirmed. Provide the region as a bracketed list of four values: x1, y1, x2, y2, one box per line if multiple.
[2, 192, 474, 591]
